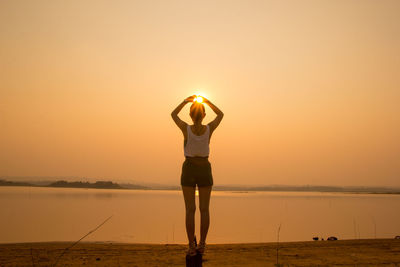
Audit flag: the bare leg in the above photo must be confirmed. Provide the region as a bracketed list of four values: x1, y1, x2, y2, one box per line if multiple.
[181, 186, 196, 244]
[198, 185, 212, 243]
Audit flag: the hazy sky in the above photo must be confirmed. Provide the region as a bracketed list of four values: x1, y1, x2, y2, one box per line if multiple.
[1, 0, 399, 186]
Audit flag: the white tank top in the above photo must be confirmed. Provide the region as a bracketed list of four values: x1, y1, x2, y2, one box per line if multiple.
[184, 124, 210, 157]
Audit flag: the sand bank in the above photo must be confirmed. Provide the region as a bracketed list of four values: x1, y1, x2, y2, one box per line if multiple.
[1, 239, 399, 266]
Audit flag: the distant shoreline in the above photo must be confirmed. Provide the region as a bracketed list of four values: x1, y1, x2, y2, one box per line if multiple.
[1, 179, 400, 194]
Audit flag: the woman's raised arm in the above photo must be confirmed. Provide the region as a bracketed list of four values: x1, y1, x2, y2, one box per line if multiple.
[204, 98, 224, 133]
[171, 95, 195, 131]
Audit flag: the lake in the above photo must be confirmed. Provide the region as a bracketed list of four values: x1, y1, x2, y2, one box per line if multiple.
[1, 186, 399, 244]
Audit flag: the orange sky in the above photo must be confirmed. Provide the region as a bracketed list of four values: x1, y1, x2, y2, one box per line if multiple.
[1, 0, 399, 186]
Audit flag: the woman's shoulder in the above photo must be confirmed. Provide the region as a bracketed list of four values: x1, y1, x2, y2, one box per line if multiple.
[189, 124, 209, 136]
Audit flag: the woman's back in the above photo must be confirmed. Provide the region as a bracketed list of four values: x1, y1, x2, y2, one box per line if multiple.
[184, 124, 210, 157]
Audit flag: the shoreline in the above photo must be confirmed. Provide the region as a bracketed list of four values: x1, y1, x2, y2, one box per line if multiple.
[1, 239, 399, 266]
[1, 237, 398, 245]
[2, 184, 400, 195]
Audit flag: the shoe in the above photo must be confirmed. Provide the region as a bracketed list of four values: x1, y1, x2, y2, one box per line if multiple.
[197, 241, 206, 254]
[187, 241, 197, 256]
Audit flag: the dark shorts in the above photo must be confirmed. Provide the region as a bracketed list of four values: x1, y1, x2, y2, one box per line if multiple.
[181, 157, 213, 187]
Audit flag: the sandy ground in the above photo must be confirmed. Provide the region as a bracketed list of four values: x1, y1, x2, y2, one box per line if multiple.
[0, 239, 400, 266]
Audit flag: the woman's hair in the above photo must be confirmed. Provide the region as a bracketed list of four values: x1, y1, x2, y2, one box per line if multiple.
[190, 103, 205, 122]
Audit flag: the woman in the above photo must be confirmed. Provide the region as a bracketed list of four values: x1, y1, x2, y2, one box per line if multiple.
[171, 95, 224, 256]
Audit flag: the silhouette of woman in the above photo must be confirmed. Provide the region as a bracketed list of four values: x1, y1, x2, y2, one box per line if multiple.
[171, 95, 224, 256]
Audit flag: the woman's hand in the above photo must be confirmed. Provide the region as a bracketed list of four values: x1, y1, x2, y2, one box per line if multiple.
[184, 95, 196, 103]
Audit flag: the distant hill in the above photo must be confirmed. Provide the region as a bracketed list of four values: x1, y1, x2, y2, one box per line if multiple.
[0, 179, 35, 187]
[0, 179, 149, 190]
[48, 180, 123, 189]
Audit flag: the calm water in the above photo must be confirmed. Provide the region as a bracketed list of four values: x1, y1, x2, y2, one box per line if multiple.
[1, 187, 400, 244]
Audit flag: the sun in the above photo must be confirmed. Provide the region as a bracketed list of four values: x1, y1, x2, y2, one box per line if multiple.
[194, 96, 204, 103]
